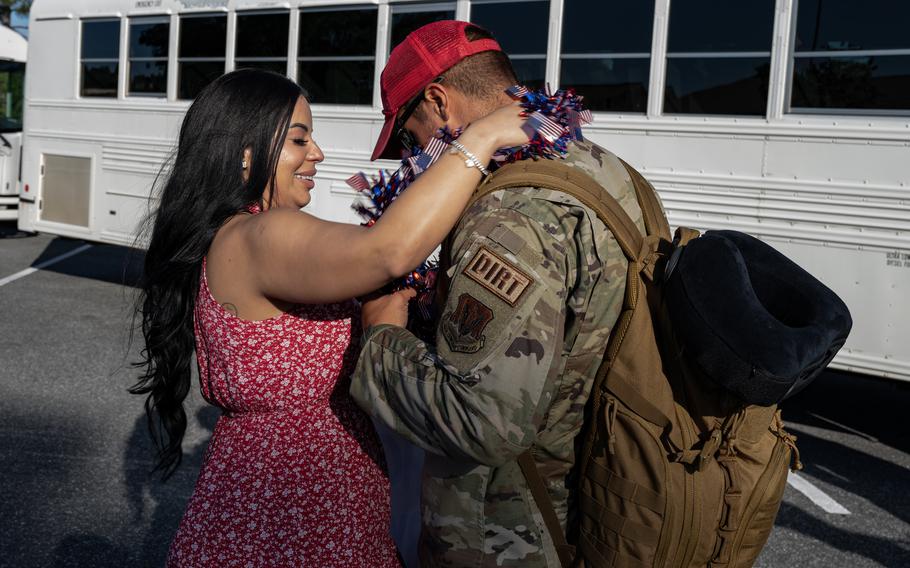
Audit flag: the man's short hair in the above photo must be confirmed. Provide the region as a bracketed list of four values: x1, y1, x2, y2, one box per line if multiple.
[440, 25, 519, 101]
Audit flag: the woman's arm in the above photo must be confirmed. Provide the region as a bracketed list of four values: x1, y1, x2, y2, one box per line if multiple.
[244, 105, 528, 304]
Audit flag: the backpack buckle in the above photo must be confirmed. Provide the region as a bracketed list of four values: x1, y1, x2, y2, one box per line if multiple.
[671, 428, 724, 471]
[696, 428, 724, 471]
[639, 235, 664, 282]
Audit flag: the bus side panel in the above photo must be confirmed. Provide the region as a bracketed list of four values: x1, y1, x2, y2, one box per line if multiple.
[19, 17, 77, 232]
[24, 19, 77, 102]
[766, 138, 910, 188]
[598, 130, 768, 177]
[770, 240, 910, 381]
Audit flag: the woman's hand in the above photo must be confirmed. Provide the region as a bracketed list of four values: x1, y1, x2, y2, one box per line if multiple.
[362, 288, 417, 329]
[457, 101, 530, 157]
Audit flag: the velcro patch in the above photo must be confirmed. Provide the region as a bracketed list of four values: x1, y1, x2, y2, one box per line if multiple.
[463, 246, 532, 305]
[441, 293, 494, 354]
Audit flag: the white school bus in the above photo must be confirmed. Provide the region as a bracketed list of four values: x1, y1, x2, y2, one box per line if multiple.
[0, 23, 26, 220]
[16, 0, 910, 382]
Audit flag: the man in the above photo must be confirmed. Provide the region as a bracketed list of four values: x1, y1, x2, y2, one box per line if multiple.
[351, 20, 650, 567]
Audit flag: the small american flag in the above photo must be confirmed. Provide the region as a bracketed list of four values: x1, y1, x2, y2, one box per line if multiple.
[346, 172, 371, 191]
[524, 111, 565, 143]
[407, 154, 425, 175]
[422, 136, 449, 163]
[415, 152, 433, 172]
[507, 85, 530, 98]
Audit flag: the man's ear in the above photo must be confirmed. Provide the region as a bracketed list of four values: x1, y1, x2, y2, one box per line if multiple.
[424, 82, 450, 122]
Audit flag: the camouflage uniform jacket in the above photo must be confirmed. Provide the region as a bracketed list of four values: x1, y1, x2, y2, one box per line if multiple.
[351, 140, 648, 567]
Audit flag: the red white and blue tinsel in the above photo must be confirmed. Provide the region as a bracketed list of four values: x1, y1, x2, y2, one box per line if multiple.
[348, 86, 591, 328]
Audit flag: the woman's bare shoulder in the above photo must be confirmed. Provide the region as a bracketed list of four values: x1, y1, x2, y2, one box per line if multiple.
[211, 208, 311, 257]
[209, 213, 253, 262]
[206, 208, 318, 294]
[205, 213, 299, 317]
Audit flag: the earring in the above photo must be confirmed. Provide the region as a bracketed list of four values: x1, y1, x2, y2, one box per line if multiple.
[241, 160, 248, 169]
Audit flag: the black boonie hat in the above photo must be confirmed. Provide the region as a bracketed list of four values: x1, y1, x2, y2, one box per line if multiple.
[663, 230, 853, 406]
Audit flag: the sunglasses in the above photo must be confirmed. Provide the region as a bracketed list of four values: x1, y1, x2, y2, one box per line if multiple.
[394, 76, 444, 153]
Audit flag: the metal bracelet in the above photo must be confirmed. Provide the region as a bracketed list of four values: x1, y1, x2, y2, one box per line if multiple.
[448, 139, 490, 177]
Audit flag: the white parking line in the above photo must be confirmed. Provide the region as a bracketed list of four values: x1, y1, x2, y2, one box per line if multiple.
[808, 412, 879, 442]
[0, 244, 94, 288]
[787, 471, 851, 515]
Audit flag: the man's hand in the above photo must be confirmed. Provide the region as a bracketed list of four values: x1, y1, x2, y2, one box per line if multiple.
[362, 288, 418, 329]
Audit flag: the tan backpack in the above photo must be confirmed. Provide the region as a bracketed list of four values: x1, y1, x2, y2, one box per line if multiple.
[471, 159, 803, 568]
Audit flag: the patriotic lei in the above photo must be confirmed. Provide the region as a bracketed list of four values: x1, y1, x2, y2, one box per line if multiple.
[347, 86, 591, 325]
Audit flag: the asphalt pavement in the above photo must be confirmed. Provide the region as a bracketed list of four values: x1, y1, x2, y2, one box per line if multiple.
[1, 222, 908, 567]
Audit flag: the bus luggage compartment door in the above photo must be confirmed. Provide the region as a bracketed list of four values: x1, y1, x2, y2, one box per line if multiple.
[39, 154, 91, 228]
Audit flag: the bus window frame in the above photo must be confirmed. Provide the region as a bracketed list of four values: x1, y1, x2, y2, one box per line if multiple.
[78, 18, 122, 99]
[177, 12, 229, 101]
[126, 16, 171, 98]
[466, 0, 548, 89]
[388, 1, 456, 53]
[297, 4, 380, 107]
[783, 0, 910, 118]
[233, 9, 293, 80]
[661, 0, 776, 118]
[557, 0, 655, 114]
[59, 0, 910, 122]
[0, 60, 25, 133]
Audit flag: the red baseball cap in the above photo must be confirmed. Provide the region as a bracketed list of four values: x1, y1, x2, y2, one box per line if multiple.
[371, 20, 502, 161]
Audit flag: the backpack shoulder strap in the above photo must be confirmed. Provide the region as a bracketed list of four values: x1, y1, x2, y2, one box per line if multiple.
[518, 451, 576, 567]
[470, 159, 644, 261]
[617, 158, 671, 242]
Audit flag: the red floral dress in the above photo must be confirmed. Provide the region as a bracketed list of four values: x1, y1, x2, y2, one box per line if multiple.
[167, 261, 400, 567]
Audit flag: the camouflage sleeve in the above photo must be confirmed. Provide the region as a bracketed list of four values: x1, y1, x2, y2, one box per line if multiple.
[350, 201, 569, 466]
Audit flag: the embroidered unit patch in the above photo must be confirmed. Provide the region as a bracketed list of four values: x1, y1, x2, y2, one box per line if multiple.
[463, 246, 531, 305]
[441, 293, 494, 354]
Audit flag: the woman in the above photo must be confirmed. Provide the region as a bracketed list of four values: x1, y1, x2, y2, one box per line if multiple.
[131, 69, 527, 566]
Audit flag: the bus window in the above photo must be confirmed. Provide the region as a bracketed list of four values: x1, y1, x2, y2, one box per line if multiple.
[235, 11, 290, 76]
[0, 61, 24, 133]
[298, 7, 377, 105]
[560, 0, 653, 113]
[390, 2, 456, 53]
[791, 0, 910, 113]
[129, 18, 170, 96]
[179, 14, 228, 100]
[80, 19, 120, 98]
[470, 0, 547, 90]
[664, 0, 775, 116]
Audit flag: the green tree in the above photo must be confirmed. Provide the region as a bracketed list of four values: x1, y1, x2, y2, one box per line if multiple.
[0, 0, 31, 28]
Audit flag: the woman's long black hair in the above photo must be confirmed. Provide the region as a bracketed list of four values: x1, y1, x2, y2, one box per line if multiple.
[132, 69, 305, 478]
